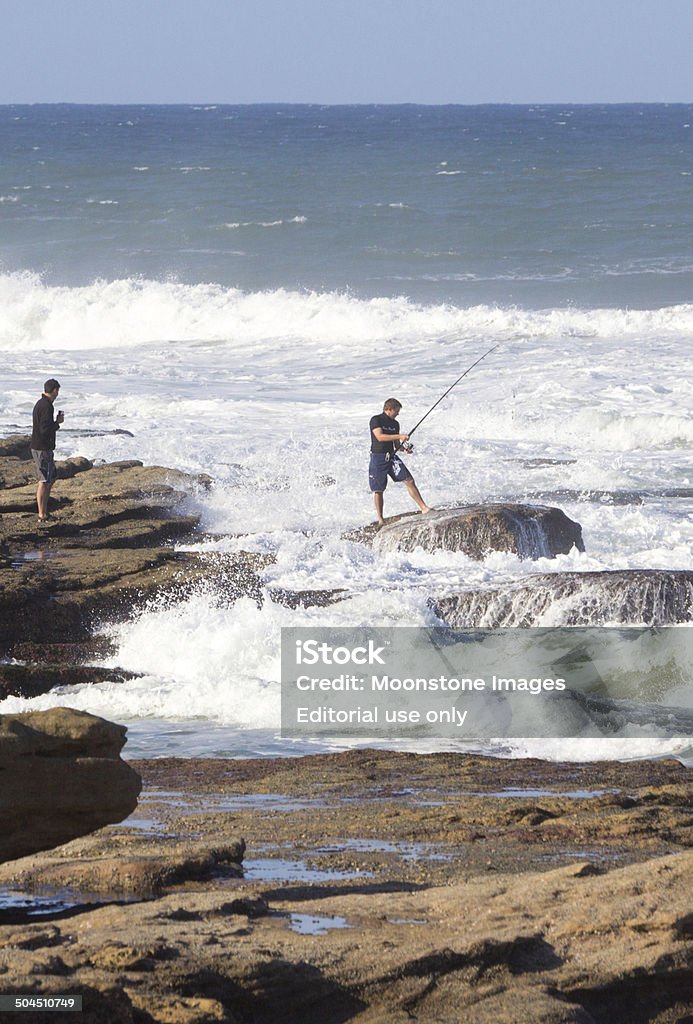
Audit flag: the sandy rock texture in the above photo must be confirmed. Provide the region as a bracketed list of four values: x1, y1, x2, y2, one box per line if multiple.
[0, 750, 689, 1023]
[0, 708, 141, 864]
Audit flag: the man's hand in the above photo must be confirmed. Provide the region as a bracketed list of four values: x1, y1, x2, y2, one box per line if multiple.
[56, 411, 65, 425]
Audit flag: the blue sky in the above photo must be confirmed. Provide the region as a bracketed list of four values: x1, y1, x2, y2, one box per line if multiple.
[2, 0, 692, 104]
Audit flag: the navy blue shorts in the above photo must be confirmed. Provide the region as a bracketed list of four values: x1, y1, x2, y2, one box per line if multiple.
[369, 452, 413, 492]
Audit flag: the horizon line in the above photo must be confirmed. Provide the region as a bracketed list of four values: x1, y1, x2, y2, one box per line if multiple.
[1, 99, 692, 108]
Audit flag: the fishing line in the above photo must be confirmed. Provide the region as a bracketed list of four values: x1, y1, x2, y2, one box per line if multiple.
[394, 343, 499, 451]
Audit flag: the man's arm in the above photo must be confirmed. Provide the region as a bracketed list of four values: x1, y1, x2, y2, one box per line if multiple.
[372, 427, 409, 443]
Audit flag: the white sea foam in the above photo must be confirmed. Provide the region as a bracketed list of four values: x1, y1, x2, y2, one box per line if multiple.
[1, 269, 691, 762]
[2, 272, 693, 354]
[2, 106, 691, 763]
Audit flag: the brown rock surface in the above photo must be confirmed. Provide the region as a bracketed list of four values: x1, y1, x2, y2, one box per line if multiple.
[0, 435, 270, 696]
[368, 504, 585, 559]
[0, 751, 689, 1023]
[0, 708, 141, 864]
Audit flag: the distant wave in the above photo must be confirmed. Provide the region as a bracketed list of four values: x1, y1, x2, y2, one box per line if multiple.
[2, 271, 693, 353]
[224, 216, 307, 229]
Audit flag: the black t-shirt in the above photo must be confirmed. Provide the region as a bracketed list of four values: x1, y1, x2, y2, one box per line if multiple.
[31, 395, 59, 451]
[370, 413, 399, 454]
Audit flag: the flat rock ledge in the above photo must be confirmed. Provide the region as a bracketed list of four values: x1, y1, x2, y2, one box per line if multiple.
[369, 504, 585, 560]
[434, 568, 693, 627]
[0, 708, 141, 864]
[0, 435, 270, 696]
[0, 751, 689, 1024]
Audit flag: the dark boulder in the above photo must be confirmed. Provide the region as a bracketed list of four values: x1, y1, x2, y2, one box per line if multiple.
[373, 504, 585, 560]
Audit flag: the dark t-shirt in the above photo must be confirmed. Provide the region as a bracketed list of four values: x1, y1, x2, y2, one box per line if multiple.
[31, 395, 59, 451]
[370, 413, 399, 455]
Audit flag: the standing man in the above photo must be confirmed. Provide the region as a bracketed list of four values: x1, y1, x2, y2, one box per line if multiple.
[31, 378, 64, 523]
[369, 398, 431, 526]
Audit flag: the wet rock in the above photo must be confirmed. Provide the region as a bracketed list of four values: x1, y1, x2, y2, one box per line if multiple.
[4, 639, 118, 662]
[0, 435, 34, 460]
[268, 587, 348, 609]
[0, 708, 141, 864]
[0, 750, 689, 1023]
[373, 504, 585, 560]
[0, 848, 689, 1024]
[510, 485, 693, 507]
[3, 841, 245, 897]
[433, 569, 693, 627]
[0, 438, 266, 665]
[506, 456, 578, 468]
[0, 662, 140, 700]
[0, 548, 264, 648]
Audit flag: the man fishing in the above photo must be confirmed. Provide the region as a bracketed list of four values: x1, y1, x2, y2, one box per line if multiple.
[369, 398, 431, 526]
[367, 347, 498, 526]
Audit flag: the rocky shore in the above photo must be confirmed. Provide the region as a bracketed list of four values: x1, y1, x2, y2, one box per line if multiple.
[0, 435, 268, 697]
[0, 750, 690, 1023]
[1, 436, 691, 1022]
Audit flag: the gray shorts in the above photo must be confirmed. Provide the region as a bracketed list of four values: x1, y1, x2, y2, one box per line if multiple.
[31, 449, 57, 485]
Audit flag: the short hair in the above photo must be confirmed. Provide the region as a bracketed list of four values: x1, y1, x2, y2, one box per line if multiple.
[44, 378, 60, 393]
[383, 398, 401, 412]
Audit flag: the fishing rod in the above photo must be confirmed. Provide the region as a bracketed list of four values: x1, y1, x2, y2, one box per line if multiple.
[395, 343, 499, 451]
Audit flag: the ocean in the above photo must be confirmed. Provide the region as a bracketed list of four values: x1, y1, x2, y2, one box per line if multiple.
[1, 103, 691, 762]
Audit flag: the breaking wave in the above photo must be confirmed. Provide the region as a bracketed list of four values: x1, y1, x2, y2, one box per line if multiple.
[2, 271, 693, 353]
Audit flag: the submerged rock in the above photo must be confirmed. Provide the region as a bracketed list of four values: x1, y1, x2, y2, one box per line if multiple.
[0, 708, 141, 864]
[433, 569, 693, 627]
[373, 504, 585, 560]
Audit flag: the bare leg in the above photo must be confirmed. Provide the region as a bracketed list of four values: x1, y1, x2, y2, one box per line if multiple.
[405, 478, 431, 514]
[37, 482, 52, 519]
[373, 492, 385, 525]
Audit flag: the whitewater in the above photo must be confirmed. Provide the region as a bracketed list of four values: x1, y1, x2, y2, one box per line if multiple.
[1, 273, 691, 762]
[0, 105, 691, 761]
